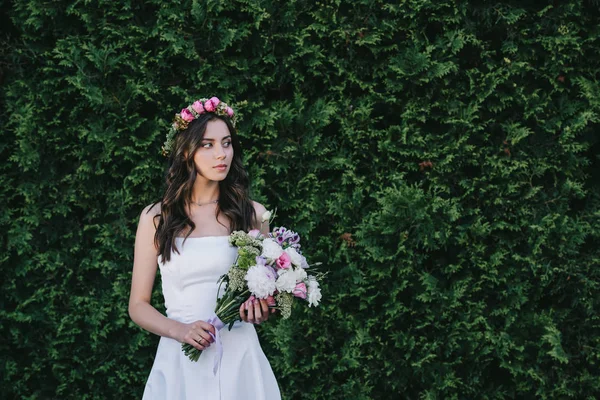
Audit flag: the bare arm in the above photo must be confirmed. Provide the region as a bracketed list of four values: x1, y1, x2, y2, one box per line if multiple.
[128, 204, 214, 349]
[240, 201, 274, 323]
[253, 201, 270, 236]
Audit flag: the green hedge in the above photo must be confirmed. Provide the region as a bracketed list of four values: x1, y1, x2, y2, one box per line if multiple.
[1, 0, 599, 398]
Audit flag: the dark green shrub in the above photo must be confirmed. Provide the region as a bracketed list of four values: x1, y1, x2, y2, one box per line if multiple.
[1, 1, 599, 398]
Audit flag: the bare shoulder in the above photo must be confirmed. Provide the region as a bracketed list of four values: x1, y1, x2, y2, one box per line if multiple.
[251, 200, 267, 218]
[139, 202, 162, 229]
[142, 201, 162, 215]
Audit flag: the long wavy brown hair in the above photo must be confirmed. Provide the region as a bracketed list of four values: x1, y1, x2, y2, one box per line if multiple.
[148, 113, 256, 262]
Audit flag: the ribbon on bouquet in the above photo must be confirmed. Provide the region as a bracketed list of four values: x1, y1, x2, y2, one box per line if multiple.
[206, 313, 226, 376]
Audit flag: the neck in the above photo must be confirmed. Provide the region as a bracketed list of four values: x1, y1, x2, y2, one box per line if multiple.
[190, 176, 220, 205]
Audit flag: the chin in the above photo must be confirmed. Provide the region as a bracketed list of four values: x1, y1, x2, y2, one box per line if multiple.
[197, 170, 229, 181]
[209, 172, 230, 181]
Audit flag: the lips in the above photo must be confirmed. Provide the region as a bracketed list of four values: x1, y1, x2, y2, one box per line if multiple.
[214, 164, 228, 171]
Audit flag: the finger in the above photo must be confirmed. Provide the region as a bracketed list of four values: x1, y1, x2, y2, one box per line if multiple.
[243, 300, 251, 322]
[200, 322, 216, 336]
[191, 330, 209, 347]
[247, 300, 255, 323]
[260, 299, 269, 318]
[198, 330, 213, 344]
[186, 334, 205, 351]
[239, 303, 246, 322]
[194, 336, 208, 349]
[259, 299, 269, 322]
[253, 300, 262, 323]
[190, 340, 204, 351]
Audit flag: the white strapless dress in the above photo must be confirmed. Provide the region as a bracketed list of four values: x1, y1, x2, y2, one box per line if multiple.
[142, 236, 281, 400]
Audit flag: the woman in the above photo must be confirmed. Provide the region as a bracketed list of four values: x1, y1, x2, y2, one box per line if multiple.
[128, 97, 281, 399]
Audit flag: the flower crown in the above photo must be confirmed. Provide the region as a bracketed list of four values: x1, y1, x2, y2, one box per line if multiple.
[161, 96, 236, 157]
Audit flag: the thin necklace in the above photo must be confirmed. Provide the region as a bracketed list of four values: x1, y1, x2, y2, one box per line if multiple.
[192, 199, 219, 207]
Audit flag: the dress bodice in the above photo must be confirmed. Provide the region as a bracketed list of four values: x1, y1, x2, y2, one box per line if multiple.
[157, 236, 238, 324]
[144, 235, 281, 399]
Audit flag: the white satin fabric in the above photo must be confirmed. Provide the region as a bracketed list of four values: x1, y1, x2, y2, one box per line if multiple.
[142, 236, 281, 400]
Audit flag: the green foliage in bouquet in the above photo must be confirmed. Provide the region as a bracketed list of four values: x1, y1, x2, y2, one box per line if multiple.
[1, 0, 599, 399]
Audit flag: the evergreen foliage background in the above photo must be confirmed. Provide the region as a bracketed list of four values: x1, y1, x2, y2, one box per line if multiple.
[1, 0, 599, 398]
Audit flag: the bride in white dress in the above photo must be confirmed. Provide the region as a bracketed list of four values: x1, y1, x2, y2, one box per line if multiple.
[128, 97, 281, 399]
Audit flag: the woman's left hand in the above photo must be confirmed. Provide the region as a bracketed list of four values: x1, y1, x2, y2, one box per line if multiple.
[239, 297, 275, 324]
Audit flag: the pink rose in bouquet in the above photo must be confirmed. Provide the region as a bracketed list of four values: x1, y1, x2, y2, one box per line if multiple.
[292, 282, 307, 299]
[248, 229, 261, 238]
[276, 252, 291, 269]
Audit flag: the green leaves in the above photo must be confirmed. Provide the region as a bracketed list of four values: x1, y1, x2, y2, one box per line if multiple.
[542, 325, 569, 364]
[1, 0, 600, 399]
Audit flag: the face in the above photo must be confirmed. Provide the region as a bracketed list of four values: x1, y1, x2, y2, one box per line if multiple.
[192, 119, 234, 181]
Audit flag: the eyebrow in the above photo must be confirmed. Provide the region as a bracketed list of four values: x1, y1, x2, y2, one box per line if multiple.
[201, 135, 232, 142]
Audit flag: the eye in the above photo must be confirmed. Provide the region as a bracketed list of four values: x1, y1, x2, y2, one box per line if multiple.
[202, 142, 212, 148]
[223, 141, 232, 147]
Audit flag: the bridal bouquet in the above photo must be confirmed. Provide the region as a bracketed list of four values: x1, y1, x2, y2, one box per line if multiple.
[182, 211, 323, 366]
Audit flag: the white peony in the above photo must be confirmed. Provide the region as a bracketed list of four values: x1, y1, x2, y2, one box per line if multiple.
[275, 269, 298, 293]
[300, 255, 309, 269]
[294, 266, 307, 281]
[285, 247, 303, 267]
[308, 286, 322, 307]
[306, 275, 322, 307]
[261, 238, 283, 260]
[245, 265, 277, 298]
[261, 210, 272, 223]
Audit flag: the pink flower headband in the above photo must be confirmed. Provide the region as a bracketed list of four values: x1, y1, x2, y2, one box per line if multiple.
[162, 96, 236, 157]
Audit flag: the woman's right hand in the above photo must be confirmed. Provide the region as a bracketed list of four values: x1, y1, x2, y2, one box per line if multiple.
[173, 320, 216, 351]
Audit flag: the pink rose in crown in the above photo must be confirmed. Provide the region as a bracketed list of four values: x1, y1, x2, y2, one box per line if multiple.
[276, 252, 291, 269]
[226, 106, 234, 117]
[204, 97, 219, 112]
[180, 108, 195, 122]
[248, 229, 261, 238]
[292, 282, 307, 299]
[204, 100, 215, 112]
[192, 100, 205, 114]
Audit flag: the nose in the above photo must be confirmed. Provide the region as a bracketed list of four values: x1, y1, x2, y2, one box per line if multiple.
[215, 145, 226, 160]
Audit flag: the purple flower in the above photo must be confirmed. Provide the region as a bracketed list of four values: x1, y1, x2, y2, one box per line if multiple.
[255, 256, 267, 266]
[300, 255, 309, 269]
[265, 265, 277, 280]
